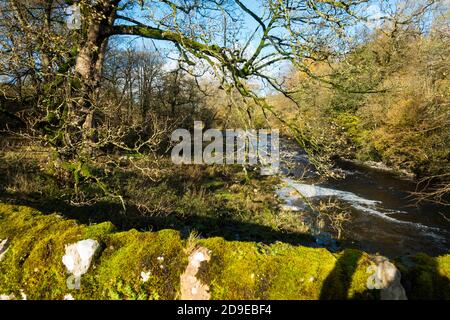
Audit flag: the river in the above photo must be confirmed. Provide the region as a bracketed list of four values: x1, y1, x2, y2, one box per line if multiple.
[275, 139, 450, 258]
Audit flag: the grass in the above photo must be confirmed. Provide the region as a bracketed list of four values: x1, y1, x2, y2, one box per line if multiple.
[0, 147, 312, 246]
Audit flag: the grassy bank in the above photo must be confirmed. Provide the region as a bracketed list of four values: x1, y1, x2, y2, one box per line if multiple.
[0, 147, 312, 246]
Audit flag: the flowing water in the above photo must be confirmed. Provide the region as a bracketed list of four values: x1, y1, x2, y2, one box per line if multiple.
[275, 139, 450, 258]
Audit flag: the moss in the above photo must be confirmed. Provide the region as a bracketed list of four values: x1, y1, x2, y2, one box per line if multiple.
[0, 204, 85, 299]
[80, 229, 187, 300]
[0, 204, 187, 300]
[319, 249, 377, 300]
[260, 244, 339, 300]
[197, 240, 376, 300]
[0, 203, 449, 300]
[197, 238, 263, 299]
[397, 254, 450, 300]
[84, 221, 116, 240]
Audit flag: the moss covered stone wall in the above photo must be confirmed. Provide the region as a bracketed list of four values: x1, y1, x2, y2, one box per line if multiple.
[0, 204, 448, 300]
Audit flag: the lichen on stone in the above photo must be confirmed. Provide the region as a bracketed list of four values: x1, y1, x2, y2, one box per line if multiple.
[180, 246, 211, 300]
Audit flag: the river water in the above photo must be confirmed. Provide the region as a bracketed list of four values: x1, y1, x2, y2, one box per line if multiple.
[275, 139, 450, 258]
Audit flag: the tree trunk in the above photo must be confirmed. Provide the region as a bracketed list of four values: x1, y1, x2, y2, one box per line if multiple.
[73, 1, 117, 155]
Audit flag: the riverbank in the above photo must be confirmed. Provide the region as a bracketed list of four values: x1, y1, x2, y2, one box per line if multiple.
[337, 158, 416, 180]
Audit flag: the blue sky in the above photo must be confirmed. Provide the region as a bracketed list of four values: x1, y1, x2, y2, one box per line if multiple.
[108, 0, 418, 91]
[115, 1, 264, 51]
[111, 0, 272, 80]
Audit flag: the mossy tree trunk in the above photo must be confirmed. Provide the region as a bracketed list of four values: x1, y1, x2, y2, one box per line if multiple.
[72, 0, 119, 155]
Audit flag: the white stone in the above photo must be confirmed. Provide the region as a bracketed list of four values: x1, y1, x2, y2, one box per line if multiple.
[367, 256, 407, 300]
[141, 271, 151, 283]
[62, 239, 100, 277]
[0, 294, 15, 300]
[180, 247, 211, 300]
[192, 252, 206, 264]
[64, 294, 75, 300]
[0, 239, 10, 262]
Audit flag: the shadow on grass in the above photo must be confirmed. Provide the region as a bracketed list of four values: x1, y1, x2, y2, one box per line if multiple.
[0, 153, 316, 247]
[0, 191, 317, 248]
